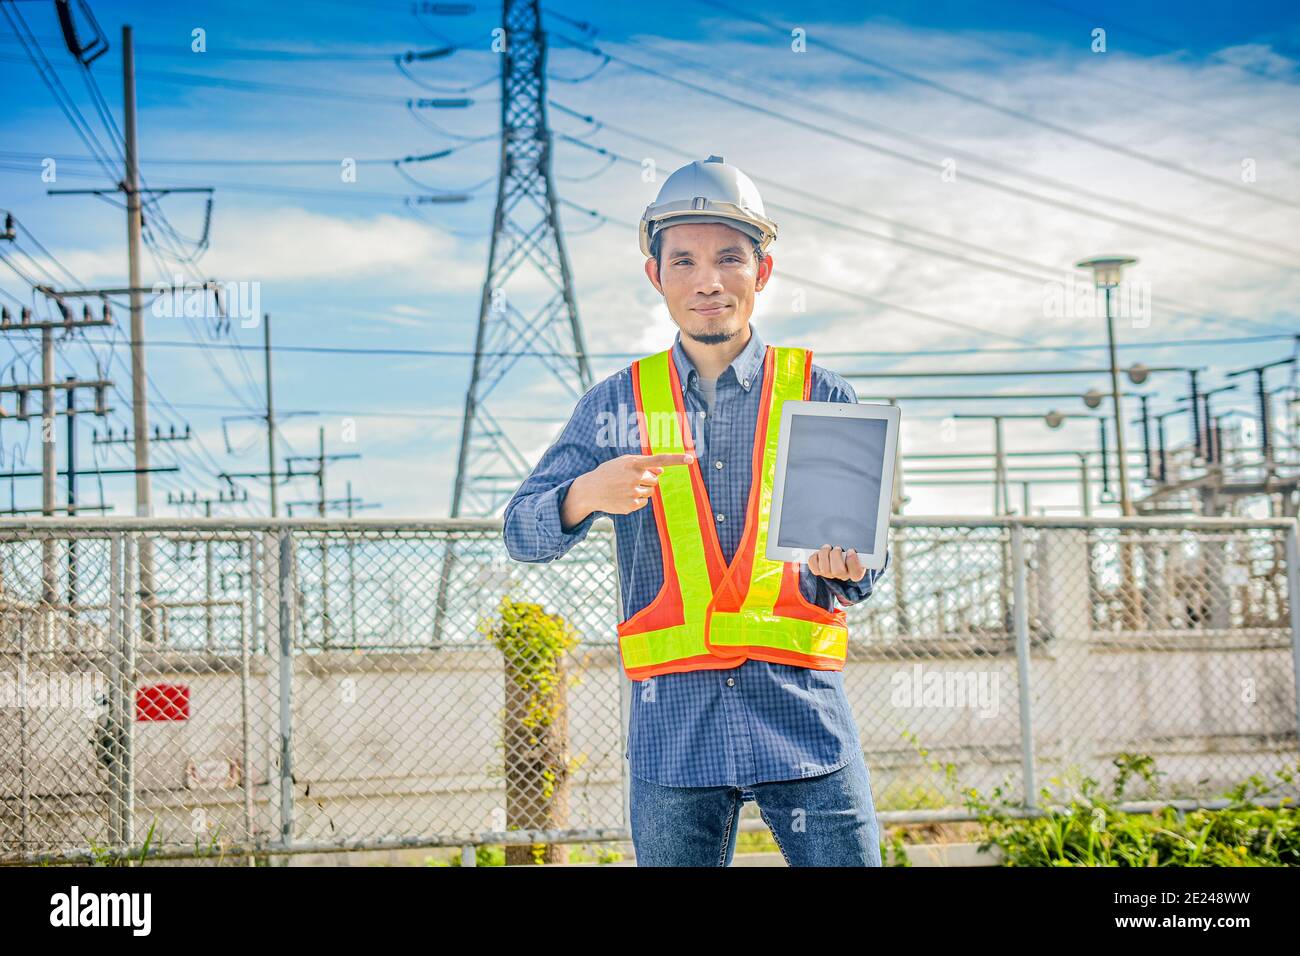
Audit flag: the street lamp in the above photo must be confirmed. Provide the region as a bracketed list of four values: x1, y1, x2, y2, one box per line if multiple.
[1076, 254, 1138, 516]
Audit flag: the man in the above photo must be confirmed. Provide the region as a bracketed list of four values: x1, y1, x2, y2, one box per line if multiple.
[503, 155, 890, 866]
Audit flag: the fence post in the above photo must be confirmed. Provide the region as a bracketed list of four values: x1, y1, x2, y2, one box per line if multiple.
[1011, 521, 1036, 810]
[121, 533, 136, 850]
[277, 530, 295, 854]
[1286, 522, 1300, 758]
[107, 533, 123, 851]
[239, 545, 255, 866]
[17, 609, 29, 853]
[610, 522, 631, 835]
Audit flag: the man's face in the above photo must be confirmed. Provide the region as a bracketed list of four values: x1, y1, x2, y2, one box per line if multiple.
[644, 222, 773, 345]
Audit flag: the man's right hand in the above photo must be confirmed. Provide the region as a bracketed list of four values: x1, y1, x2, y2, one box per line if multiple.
[561, 453, 694, 528]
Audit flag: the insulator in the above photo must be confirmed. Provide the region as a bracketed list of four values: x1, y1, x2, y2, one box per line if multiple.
[102, 300, 112, 322]
[94, 384, 107, 416]
[21, 307, 32, 325]
[82, 304, 92, 322]
[0, 307, 9, 326]
[18, 390, 28, 418]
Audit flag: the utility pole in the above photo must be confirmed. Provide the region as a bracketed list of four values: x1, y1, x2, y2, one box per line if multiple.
[287, 480, 377, 648]
[48, 25, 212, 639]
[286, 428, 359, 645]
[1188, 370, 1203, 462]
[1153, 410, 1178, 485]
[316, 428, 325, 518]
[0, 302, 113, 606]
[0, 306, 179, 623]
[229, 433, 359, 647]
[263, 313, 278, 516]
[66, 376, 79, 611]
[1135, 395, 1154, 482]
[121, 22, 160, 643]
[218, 437, 357, 507]
[166, 487, 249, 648]
[122, 25, 147, 515]
[283, 428, 359, 516]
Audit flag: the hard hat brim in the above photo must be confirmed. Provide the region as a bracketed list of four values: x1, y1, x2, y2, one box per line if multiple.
[639, 203, 778, 258]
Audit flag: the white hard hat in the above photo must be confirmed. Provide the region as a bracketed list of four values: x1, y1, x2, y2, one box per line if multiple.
[638, 155, 778, 258]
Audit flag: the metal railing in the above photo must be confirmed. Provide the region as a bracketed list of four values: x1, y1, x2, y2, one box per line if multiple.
[1, 514, 1296, 864]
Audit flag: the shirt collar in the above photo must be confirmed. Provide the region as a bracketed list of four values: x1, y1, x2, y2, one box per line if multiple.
[670, 324, 766, 394]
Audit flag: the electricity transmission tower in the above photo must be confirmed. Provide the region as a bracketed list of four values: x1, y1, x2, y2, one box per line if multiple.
[433, 0, 592, 645]
[449, 0, 591, 518]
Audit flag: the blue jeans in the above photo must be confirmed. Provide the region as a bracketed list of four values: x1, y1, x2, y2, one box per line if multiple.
[629, 750, 883, 866]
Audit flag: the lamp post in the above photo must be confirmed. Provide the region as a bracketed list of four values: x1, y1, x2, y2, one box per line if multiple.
[1077, 255, 1138, 516]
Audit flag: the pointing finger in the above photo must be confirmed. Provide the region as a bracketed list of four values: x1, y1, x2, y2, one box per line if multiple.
[639, 453, 693, 468]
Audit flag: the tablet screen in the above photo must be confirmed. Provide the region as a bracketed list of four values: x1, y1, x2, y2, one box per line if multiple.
[776, 414, 888, 553]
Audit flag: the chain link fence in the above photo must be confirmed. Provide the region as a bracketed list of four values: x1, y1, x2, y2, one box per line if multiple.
[1, 515, 1297, 864]
[849, 517, 1300, 815]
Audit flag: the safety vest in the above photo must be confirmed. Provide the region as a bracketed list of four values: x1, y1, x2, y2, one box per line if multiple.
[617, 344, 850, 681]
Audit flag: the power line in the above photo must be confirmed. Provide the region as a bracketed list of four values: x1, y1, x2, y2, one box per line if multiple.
[0, 149, 476, 168]
[694, 0, 1300, 212]
[551, 126, 1297, 336]
[544, 35, 1300, 273]
[0, 4, 118, 180]
[4, 9, 260, 501]
[68, 331, 1297, 360]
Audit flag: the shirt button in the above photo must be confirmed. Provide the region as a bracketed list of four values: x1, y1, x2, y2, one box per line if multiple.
[716, 513, 725, 522]
[742, 379, 749, 388]
[726, 677, 735, 687]
[714, 460, 724, 470]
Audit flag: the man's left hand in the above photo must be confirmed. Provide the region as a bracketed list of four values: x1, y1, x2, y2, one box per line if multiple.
[806, 544, 867, 582]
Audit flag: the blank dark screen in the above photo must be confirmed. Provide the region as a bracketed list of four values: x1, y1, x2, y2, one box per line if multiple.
[776, 415, 887, 553]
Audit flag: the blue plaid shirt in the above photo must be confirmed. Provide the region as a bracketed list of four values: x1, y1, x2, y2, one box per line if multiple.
[502, 325, 890, 787]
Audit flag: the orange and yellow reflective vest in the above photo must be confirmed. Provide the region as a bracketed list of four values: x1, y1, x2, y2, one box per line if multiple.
[616, 344, 850, 681]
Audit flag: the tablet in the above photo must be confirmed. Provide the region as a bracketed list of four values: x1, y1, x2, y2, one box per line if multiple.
[765, 400, 900, 568]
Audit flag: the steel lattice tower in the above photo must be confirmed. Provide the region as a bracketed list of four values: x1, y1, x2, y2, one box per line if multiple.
[449, 0, 591, 517]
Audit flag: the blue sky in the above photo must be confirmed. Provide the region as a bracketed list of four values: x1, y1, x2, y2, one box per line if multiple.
[1, 0, 1297, 518]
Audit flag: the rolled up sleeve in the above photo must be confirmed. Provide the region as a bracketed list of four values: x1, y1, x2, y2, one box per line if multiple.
[502, 383, 611, 563]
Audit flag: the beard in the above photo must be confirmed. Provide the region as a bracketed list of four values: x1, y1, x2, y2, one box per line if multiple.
[683, 311, 742, 345]
[685, 327, 739, 345]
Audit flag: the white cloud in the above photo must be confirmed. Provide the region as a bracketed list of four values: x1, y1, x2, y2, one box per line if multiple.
[8, 13, 1298, 518]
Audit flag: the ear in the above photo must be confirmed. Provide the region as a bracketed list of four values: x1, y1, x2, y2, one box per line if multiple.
[644, 256, 663, 294]
[754, 252, 774, 292]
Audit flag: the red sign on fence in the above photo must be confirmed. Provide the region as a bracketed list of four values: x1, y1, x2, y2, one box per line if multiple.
[136, 683, 190, 721]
